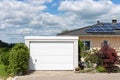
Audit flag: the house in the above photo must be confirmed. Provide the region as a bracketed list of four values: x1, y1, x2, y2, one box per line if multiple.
[25, 36, 78, 70]
[58, 19, 120, 56]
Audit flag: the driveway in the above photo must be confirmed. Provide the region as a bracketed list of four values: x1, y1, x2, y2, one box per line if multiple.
[16, 71, 120, 80]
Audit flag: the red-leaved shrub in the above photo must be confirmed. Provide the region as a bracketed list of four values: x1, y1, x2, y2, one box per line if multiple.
[96, 44, 119, 72]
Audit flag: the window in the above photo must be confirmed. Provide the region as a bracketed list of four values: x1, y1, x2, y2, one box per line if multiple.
[82, 41, 91, 50]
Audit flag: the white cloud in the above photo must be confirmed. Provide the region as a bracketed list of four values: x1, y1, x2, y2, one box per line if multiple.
[0, 0, 51, 43]
[0, 24, 5, 29]
[1, 0, 120, 43]
[11, 28, 33, 35]
[59, 0, 111, 18]
[59, 0, 120, 20]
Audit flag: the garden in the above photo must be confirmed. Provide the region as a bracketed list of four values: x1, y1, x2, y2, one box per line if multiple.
[77, 40, 120, 73]
[0, 40, 29, 79]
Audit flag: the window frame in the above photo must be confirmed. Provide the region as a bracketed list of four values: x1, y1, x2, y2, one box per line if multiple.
[82, 40, 91, 50]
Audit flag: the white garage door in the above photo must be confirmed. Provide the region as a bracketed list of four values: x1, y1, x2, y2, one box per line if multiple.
[29, 42, 74, 70]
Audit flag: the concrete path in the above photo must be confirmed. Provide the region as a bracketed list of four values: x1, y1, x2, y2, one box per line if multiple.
[16, 71, 120, 80]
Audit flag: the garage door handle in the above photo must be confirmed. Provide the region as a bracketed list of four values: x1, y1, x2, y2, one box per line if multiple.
[35, 59, 37, 62]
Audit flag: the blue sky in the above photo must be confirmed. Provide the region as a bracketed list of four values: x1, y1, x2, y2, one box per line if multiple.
[111, 0, 120, 4]
[0, 0, 120, 43]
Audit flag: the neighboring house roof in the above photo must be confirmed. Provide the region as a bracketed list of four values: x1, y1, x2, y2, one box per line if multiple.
[58, 19, 120, 36]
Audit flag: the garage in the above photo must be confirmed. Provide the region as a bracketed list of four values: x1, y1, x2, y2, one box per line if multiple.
[25, 36, 78, 70]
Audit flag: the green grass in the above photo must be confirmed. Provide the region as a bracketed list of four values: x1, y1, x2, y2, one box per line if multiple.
[0, 64, 8, 78]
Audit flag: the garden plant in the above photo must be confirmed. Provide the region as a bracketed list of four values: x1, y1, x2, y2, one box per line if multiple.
[79, 40, 120, 73]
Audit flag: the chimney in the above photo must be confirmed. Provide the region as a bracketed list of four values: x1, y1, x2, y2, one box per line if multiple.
[97, 20, 100, 24]
[112, 18, 117, 24]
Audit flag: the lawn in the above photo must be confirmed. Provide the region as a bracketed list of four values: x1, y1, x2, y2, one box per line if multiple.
[0, 64, 7, 78]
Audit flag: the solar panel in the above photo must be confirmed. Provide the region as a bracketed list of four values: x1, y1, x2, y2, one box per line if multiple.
[113, 24, 120, 29]
[103, 23, 111, 26]
[86, 28, 114, 33]
[86, 23, 120, 33]
[95, 28, 104, 32]
[116, 26, 120, 29]
[116, 23, 120, 26]
[86, 29, 96, 32]
[104, 29, 114, 32]
[86, 25, 114, 33]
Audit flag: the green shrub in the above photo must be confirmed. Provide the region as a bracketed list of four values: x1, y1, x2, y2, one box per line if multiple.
[0, 48, 10, 65]
[0, 64, 8, 78]
[97, 66, 106, 72]
[80, 49, 99, 68]
[8, 43, 29, 75]
[1, 52, 9, 66]
[0, 48, 10, 55]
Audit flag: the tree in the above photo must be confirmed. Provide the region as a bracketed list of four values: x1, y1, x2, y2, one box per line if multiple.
[0, 40, 15, 48]
[61, 29, 69, 33]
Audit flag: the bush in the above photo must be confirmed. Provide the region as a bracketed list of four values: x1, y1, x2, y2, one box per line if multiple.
[0, 48, 10, 65]
[96, 43, 119, 72]
[0, 48, 10, 55]
[96, 66, 106, 72]
[8, 43, 29, 75]
[1, 52, 9, 66]
[79, 40, 100, 69]
[79, 49, 99, 68]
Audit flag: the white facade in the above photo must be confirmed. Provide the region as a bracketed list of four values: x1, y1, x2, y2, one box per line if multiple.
[25, 36, 78, 70]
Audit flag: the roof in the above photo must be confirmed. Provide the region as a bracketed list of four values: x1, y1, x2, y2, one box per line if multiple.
[58, 22, 120, 36]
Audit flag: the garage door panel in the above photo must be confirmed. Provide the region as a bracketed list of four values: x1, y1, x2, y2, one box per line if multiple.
[34, 64, 73, 70]
[30, 52, 73, 56]
[32, 56, 73, 64]
[30, 43, 73, 56]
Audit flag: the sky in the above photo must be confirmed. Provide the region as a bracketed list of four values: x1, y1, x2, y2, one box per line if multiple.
[0, 0, 120, 43]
